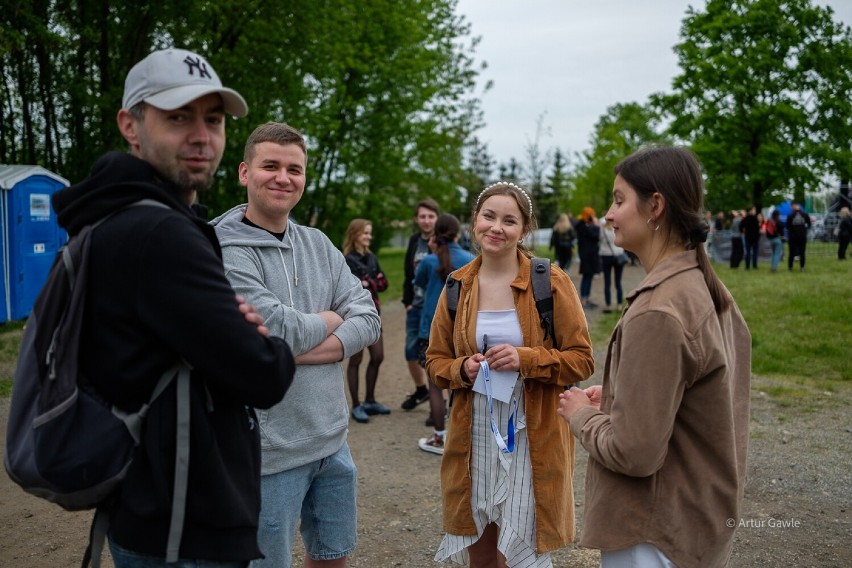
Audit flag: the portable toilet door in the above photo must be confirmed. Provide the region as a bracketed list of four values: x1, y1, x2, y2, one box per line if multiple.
[0, 165, 69, 322]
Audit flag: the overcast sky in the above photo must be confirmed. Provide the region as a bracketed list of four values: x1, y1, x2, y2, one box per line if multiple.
[455, 0, 852, 172]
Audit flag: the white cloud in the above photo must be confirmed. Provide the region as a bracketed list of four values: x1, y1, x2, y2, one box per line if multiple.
[456, 0, 852, 171]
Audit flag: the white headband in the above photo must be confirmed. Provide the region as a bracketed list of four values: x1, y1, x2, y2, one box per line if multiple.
[475, 181, 533, 218]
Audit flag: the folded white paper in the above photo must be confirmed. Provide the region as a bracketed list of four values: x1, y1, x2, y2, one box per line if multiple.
[472, 365, 519, 404]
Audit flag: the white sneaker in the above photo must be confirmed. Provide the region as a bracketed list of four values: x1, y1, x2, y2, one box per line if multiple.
[418, 432, 445, 455]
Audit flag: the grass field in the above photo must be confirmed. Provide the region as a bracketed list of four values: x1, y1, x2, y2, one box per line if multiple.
[376, 246, 851, 408]
[0, 247, 847, 407]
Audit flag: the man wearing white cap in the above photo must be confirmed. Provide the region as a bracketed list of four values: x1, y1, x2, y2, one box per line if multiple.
[50, 48, 296, 567]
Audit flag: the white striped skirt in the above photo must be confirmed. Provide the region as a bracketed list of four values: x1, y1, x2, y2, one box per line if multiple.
[435, 381, 553, 568]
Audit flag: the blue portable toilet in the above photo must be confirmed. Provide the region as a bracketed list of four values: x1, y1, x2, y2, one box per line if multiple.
[0, 165, 69, 322]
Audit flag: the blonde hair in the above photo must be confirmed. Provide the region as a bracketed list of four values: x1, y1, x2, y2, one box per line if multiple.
[343, 219, 372, 255]
[553, 213, 572, 232]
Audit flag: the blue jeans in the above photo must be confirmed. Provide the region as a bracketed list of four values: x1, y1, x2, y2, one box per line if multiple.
[404, 306, 422, 361]
[580, 273, 594, 299]
[109, 541, 247, 568]
[769, 237, 783, 270]
[252, 443, 357, 568]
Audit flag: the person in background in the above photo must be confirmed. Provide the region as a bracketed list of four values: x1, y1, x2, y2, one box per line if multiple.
[708, 210, 726, 261]
[598, 218, 625, 313]
[785, 202, 811, 272]
[836, 207, 851, 260]
[764, 209, 784, 271]
[550, 212, 576, 271]
[414, 213, 475, 455]
[575, 207, 601, 309]
[401, 199, 441, 415]
[343, 219, 390, 423]
[729, 210, 744, 269]
[426, 181, 594, 567]
[212, 122, 381, 568]
[558, 145, 751, 568]
[50, 48, 297, 567]
[741, 205, 761, 270]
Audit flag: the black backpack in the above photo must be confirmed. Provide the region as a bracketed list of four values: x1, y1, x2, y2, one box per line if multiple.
[444, 257, 555, 341]
[3, 200, 191, 567]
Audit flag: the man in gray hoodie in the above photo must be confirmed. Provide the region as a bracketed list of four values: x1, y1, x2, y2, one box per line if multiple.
[211, 122, 381, 568]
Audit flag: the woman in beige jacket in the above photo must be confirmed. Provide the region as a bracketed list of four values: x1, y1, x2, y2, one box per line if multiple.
[558, 146, 751, 568]
[426, 181, 594, 567]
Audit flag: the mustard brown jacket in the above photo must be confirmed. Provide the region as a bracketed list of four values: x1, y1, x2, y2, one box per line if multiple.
[426, 252, 595, 552]
[568, 250, 751, 567]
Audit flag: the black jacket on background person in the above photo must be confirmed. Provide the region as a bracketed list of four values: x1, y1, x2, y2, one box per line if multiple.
[786, 210, 811, 242]
[402, 232, 429, 307]
[740, 212, 761, 244]
[575, 221, 601, 276]
[51, 151, 296, 562]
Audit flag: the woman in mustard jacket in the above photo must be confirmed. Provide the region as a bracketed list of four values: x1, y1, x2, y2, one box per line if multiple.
[425, 181, 594, 568]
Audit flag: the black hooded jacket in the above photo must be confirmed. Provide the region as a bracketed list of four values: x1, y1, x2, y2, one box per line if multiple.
[52, 152, 296, 561]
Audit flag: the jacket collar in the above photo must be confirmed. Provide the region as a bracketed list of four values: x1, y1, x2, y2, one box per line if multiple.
[453, 249, 532, 292]
[626, 249, 699, 303]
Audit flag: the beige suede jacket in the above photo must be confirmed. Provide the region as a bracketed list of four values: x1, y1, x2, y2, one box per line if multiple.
[426, 252, 595, 552]
[569, 250, 751, 567]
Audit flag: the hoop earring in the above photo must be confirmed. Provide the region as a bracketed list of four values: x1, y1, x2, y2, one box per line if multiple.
[646, 218, 660, 232]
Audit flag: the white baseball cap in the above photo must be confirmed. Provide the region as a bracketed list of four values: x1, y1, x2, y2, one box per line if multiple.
[122, 48, 248, 117]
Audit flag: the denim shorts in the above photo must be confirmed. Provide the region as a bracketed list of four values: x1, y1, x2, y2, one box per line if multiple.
[108, 541, 247, 568]
[252, 443, 357, 567]
[404, 306, 422, 361]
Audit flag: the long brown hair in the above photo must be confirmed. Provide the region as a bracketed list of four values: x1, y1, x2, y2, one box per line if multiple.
[433, 213, 461, 280]
[614, 146, 730, 313]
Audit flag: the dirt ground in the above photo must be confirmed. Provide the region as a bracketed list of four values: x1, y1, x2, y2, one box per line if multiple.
[1, 262, 850, 567]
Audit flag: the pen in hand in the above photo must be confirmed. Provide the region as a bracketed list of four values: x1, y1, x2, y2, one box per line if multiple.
[482, 334, 488, 354]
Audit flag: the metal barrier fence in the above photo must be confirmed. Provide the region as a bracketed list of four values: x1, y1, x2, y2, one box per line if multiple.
[708, 230, 842, 263]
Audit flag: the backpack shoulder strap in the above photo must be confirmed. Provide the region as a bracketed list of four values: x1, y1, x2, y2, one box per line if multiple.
[444, 273, 462, 323]
[446, 260, 554, 339]
[530, 257, 555, 341]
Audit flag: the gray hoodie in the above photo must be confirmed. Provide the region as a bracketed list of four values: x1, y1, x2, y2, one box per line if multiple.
[211, 204, 381, 474]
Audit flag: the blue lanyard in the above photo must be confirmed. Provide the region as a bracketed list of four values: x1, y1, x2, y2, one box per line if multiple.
[480, 359, 518, 453]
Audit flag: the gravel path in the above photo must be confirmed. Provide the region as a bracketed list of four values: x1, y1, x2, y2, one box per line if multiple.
[1, 262, 849, 567]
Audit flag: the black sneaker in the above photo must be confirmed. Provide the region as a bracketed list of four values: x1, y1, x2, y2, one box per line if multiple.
[401, 388, 429, 410]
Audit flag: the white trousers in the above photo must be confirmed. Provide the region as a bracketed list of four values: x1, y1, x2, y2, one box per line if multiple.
[601, 543, 676, 568]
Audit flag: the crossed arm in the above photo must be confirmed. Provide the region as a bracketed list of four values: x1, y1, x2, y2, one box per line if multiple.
[294, 310, 344, 364]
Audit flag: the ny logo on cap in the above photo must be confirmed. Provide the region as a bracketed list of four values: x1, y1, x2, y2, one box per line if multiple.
[183, 56, 212, 79]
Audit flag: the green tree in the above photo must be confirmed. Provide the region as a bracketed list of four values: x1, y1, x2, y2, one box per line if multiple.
[548, 148, 572, 214]
[0, 0, 484, 249]
[460, 136, 495, 220]
[571, 102, 666, 213]
[656, 0, 852, 210]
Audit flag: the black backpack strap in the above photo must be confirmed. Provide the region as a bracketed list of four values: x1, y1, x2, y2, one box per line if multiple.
[530, 257, 554, 341]
[81, 506, 110, 568]
[444, 274, 461, 323]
